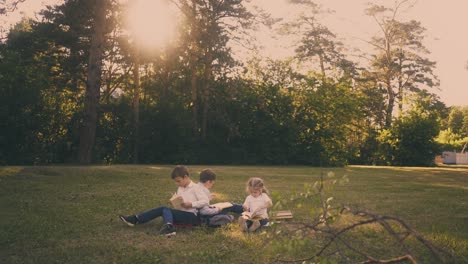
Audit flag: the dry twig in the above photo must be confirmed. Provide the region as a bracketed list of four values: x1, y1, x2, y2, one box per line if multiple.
[271, 173, 451, 264]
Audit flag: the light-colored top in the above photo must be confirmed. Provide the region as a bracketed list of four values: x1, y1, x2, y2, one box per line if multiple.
[176, 181, 209, 215]
[196, 182, 220, 216]
[243, 193, 272, 219]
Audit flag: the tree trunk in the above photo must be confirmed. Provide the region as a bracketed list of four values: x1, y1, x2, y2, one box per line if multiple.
[78, 0, 106, 164]
[132, 52, 140, 164]
[398, 79, 403, 117]
[397, 55, 404, 117]
[70, 45, 80, 92]
[385, 77, 394, 128]
[191, 66, 199, 136]
[201, 51, 212, 140]
[318, 51, 326, 78]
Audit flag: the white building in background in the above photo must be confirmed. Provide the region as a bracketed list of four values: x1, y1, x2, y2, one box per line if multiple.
[442, 151, 468, 165]
[457, 152, 468, 164]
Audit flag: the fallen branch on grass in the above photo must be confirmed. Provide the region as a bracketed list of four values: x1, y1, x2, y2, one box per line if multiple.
[270, 173, 452, 264]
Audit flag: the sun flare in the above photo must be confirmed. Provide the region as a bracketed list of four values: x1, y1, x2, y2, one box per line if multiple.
[126, 0, 178, 49]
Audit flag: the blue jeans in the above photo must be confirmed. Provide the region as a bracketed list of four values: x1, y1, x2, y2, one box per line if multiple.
[220, 203, 244, 214]
[136, 206, 198, 225]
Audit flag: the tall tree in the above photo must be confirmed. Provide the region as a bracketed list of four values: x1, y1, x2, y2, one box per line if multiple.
[281, 0, 355, 80]
[448, 107, 465, 135]
[365, 0, 438, 128]
[175, 0, 252, 139]
[0, 16, 85, 164]
[0, 0, 25, 15]
[132, 51, 140, 163]
[40, 0, 94, 93]
[78, 0, 109, 164]
[1, 0, 27, 39]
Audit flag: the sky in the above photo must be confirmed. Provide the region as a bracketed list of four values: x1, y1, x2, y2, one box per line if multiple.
[2, 0, 467, 106]
[257, 0, 468, 107]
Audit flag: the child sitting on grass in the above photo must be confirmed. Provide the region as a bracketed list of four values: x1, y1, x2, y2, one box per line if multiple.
[238, 177, 272, 232]
[196, 168, 244, 226]
[197, 169, 221, 216]
[119, 165, 208, 236]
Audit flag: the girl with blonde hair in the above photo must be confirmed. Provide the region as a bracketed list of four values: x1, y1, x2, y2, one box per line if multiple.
[238, 177, 272, 232]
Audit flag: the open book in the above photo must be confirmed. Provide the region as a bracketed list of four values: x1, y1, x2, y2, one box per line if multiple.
[241, 210, 264, 220]
[211, 202, 233, 210]
[169, 195, 184, 210]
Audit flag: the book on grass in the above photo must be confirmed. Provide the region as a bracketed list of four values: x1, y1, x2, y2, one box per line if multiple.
[169, 195, 184, 210]
[211, 202, 233, 210]
[271, 210, 293, 220]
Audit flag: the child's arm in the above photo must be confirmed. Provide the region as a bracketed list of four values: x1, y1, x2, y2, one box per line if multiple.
[264, 199, 273, 209]
[251, 201, 272, 214]
[251, 195, 273, 214]
[242, 196, 250, 211]
[181, 202, 193, 208]
[200, 205, 220, 215]
[264, 195, 273, 209]
[183, 185, 210, 209]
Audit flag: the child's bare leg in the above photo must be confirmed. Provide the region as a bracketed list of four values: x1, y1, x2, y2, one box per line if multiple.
[249, 219, 261, 232]
[238, 216, 248, 232]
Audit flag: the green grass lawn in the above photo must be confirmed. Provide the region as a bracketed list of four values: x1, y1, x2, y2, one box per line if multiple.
[0, 165, 467, 263]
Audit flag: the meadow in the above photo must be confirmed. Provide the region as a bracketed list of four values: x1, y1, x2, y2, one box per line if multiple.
[0, 165, 467, 263]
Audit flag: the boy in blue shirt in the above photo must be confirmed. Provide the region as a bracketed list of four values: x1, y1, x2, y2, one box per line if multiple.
[119, 165, 208, 236]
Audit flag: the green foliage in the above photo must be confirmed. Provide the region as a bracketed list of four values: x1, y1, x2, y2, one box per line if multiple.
[391, 111, 440, 166]
[0, 18, 80, 164]
[94, 102, 133, 164]
[446, 106, 468, 136]
[357, 91, 444, 166]
[375, 128, 397, 165]
[448, 107, 465, 135]
[376, 97, 440, 166]
[436, 106, 468, 152]
[435, 129, 468, 152]
[0, 0, 455, 166]
[0, 1, 26, 15]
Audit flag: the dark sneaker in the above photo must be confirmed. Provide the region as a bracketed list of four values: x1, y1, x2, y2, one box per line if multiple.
[159, 223, 176, 237]
[119, 215, 138, 227]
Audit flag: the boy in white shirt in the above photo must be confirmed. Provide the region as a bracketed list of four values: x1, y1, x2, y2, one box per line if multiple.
[197, 169, 221, 216]
[119, 165, 208, 236]
[196, 169, 243, 226]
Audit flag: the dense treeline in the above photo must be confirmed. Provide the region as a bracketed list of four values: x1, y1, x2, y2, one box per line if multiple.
[0, 0, 467, 166]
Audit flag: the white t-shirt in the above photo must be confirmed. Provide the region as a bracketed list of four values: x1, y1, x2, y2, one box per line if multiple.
[196, 182, 220, 215]
[176, 181, 209, 214]
[243, 193, 272, 219]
